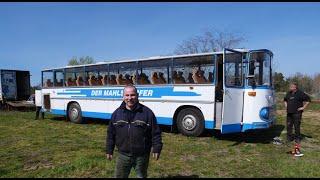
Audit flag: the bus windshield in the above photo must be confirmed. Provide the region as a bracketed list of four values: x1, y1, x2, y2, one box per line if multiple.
[248, 51, 272, 87]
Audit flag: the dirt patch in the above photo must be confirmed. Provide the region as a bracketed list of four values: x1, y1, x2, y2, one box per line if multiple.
[23, 152, 55, 171]
[23, 159, 54, 171]
[180, 154, 197, 162]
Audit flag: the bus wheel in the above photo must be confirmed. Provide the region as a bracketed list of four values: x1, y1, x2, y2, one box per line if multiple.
[68, 103, 83, 124]
[177, 108, 204, 137]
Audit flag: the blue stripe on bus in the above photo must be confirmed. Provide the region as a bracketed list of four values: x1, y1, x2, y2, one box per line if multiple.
[242, 121, 273, 132]
[156, 117, 173, 125]
[50, 109, 215, 129]
[205, 120, 215, 129]
[244, 86, 273, 90]
[51, 109, 66, 115]
[221, 121, 274, 134]
[82, 111, 112, 119]
[56, 87, 201, 99]
[221, 124, 242, 134]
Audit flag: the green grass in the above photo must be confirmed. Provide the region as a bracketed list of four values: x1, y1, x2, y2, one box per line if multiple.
[1, 105, 320, 178]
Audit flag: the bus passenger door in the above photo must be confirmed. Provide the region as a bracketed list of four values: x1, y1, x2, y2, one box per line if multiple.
[221, 49, 244, 134]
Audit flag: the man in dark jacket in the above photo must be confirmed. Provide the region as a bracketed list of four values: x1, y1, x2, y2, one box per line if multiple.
[284, 82, 311, 144]
[106, 85, 163, 178]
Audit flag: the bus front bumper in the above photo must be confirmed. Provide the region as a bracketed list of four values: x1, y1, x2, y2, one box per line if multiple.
[241, 120, 275, 132]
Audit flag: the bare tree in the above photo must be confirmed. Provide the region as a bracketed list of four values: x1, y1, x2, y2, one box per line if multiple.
[68, 56, 95, 65]
[174, 28, 246, 55]
[312, 73, 320, 98]
[287, 72, 314, 94]
[68, 57, 79, 66]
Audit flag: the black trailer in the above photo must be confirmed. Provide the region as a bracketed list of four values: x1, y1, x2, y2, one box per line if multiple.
[0, 69, 32, 108]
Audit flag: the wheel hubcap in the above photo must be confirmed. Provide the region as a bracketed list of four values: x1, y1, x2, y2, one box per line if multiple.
[70, 108, 79, 120]
[182, 115, 197, 131]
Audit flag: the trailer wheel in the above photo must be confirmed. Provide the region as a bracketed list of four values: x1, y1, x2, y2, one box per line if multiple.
[177, 108, 204, 137]
[68, 103, 84, 124]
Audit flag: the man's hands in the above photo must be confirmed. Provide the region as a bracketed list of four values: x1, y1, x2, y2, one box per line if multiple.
[298, 102, 310, 111]
[297, 107, 305, 111]
[284, 102, 287, 109]
[152, 153, 160, 160]
[106, 154, 113, 161]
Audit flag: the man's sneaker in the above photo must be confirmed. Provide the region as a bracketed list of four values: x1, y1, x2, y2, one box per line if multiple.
[294, 151, 304, 157]
[293, 144, 304, 157]
[273, 141, 282, 145]
[273, 137, 283, 145]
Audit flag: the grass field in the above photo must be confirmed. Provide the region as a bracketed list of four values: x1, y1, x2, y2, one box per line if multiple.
[0, 102, 319, 178]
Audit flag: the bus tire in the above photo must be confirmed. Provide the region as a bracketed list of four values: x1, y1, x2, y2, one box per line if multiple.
[68, 103, 84, 124]
[176, 108, 204, 137]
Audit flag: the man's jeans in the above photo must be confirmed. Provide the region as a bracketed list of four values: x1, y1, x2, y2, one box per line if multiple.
[35, 106, 44, 120]
[115, 152, 150, 178]
[287, 112, 302, 143]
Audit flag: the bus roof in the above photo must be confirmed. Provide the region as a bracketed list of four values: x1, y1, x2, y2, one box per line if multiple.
[42, 48, 271, 71]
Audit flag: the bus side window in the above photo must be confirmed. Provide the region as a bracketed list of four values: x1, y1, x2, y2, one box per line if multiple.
[172, 71, 179, 84]
[149, 71, 167, 84]
[66, 77, 75, 86]
[42, 70, 53, 88]
[46, 79, 53, 87]
[55, 79, 63, 87]
[76, 76, 84, 86]
[199, 70, 207, 83]
[84, 76, 89, 86]
[124, 74, 133, 85]
[65, 78, 70, 86]
[173, 71, 186, 84]
[101, 75, 107, 85]
[139, 59, 170, 85]
[54, 71, 64, 87]
[109, 75, 117, 85]
[192, 69, 200, 84]
[97, 75, 103, 86]
[132, 73, 137, 85]
[158, 72, 167, 84]
[116, 74, 125, 85]
[173, 55, 214, 85]
[188, 73, 194, 83]
[88, 75, 97, 86]
[139, 73, 150, 84]
[151, 72, 159, 84]
[178, 71, 186, 83]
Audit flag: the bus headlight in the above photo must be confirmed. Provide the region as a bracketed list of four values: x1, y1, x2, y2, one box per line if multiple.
[259, 107, 269, 120]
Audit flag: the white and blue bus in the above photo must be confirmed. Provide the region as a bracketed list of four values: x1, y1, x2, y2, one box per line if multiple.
[36, 48, 275, 136]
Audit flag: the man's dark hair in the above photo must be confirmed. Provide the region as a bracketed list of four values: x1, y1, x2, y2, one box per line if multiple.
[290, 82, 299, 87]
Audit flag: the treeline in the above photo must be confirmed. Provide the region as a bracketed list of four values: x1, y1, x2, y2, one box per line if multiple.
[273, 72, 320, 98]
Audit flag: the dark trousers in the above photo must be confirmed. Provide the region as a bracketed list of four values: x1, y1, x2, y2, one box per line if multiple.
[115, 152, 150, 178]
[286, 113, 302, 143]
[35, 106, 44, 120]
